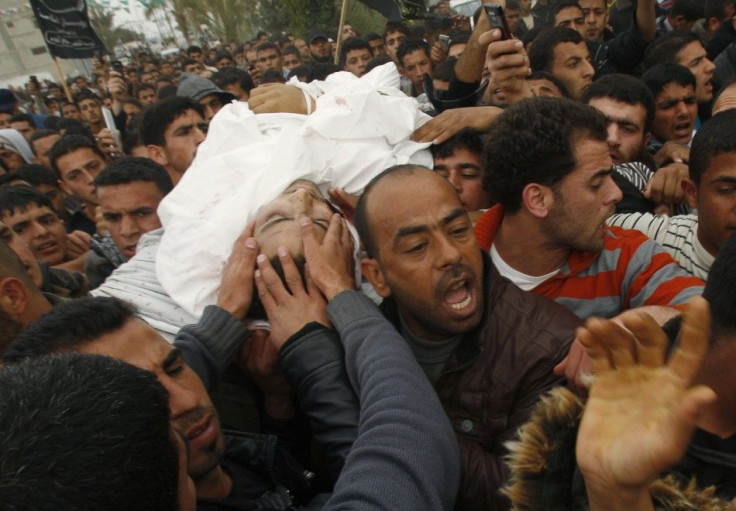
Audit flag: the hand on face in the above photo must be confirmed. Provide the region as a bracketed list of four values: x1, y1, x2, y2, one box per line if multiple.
[217, 223, 258, 320]
[300, 214, 356, 301]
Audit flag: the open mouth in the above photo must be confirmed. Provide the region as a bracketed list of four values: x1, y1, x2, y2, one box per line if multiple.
[36, 241, 58, 254]
[184, 414, 218, 449]
[674, 121, 691, 138]
[445, 279, 472, 311]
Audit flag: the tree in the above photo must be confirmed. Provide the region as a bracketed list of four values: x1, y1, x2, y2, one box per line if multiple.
[87, 2, 144, 51]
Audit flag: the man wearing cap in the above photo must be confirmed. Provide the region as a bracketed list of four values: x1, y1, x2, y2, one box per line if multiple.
[0, 89, 45, 130]
[306, 29, 332, 64]
[176, 73, 236, 125]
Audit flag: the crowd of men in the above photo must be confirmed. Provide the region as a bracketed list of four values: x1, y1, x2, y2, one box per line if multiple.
[1, 0, 736, 508]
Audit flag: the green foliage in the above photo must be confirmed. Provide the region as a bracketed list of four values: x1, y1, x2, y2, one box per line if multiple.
[88, 3, 144, 49]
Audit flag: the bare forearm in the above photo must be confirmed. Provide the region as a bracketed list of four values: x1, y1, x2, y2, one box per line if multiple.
[635, 0, 657, 42]
[454, 4, 492, 83]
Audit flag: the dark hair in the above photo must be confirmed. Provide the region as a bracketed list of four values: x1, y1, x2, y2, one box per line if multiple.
[13, 164, 59, 187]
[28, 128, 60, 154]
[306, 64, 342, 82]
[528, 27, 585, 73]
[4, 296, 136, 362]
[182, 58, 199, 69]
[213, 67, 254, 94]
[482, 97, 608, 213]
[555, 0, 583, 15]
[528, 70, 570, 97]
[187, 45, 202, 55]
[643, 30, 703, 70]
[383, 20, 410, 41]
[582, 74, 656, 132]
[706, 0, 736, 20]
[48, 134, 106, 178]
[282, 45, 301, 58]
[365, 32, 382, 42]
[704, 233, 736, 338]
[123, 114, 145, 155]
[260, 69, 287, 84]
[0, 353, 178, 510]
[122, 97, 144, 110]
[354, 164, 426, 259]
[256, 41, 281, 56]
[95, 156, 173, 195]
[73, 89, 101, 107]
[215, 50, 234, 62]
[9, 112, 35, 127]
[136, 83, 156, 98]
[642, 62, 696, 99]
[158, 84, 178, 100]
[0, 184, 55, 218]
[689, 109, 736, 184]
[340, 38, 372, 66]
[507, 0, 521, 9]
[670, 0, 706, 21]
[288, 65, 312, 81]
[431, 128, 483, 160]
[140, 96, 204, 147]
[396, 38, 431, 67]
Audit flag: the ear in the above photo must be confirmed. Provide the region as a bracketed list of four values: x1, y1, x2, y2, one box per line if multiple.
[0, 277, 29, 317]
[147, 145, 169, 167]
[707, 17, 722, 33]
[521, 183, 553, 219]
[681, 177, 698, 209]
[361, 258, 392, 298]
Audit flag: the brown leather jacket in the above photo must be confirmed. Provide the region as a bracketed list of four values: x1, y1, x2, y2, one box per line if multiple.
[382, 253, 580, 510]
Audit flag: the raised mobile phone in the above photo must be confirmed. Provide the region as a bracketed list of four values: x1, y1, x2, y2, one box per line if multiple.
[438, 34, 450, 52]
[483, 3, 512, 40]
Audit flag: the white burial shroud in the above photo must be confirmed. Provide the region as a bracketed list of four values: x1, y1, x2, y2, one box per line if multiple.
[156, 63, 433, 318]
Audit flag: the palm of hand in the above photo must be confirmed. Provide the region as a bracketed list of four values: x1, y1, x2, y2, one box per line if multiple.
[577, 365, 697, 489]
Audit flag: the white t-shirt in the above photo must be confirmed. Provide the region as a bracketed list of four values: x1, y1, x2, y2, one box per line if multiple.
[490, 245, 560, 291]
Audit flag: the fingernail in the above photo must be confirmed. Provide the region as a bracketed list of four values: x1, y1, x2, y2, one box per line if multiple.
[514, 40, 523, 48]
[256, 254, 266, 263]
[254, 269, 261, 279]
[245, 238, 257, 249]
[493, 29, 501, 37]
[277, 246, 287, 258]
[300, 217, 311, 227]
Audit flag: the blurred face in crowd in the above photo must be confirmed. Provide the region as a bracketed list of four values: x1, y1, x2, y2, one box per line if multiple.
[651, 82, 698, 145]
[1, 204, 68, 265]
[369, 38, 386, 56]
[10, 120, 35, 140]
[189, 50, 203, 63]
[61, 103, 82, 121]
[185, 61, 204, 74]
[294, 39, 310, 60]
[123, 101, 142, 119]
[676, 41, 716, 103]
[344, 48, 373, 77]
[400, 49, 432, 93]
[361, 169, 485, 342]
[341, 24, 356, 41]
[77, 318, 226, 482]
[550, 41, 594, 99]
[309, 37, 331, 60]
[78, 98, 103, 127]
[75, 77, 88, 90]
[198, 94, 224, 124]
[580, 0, 608, 41]
[555, 6, 586, 38]
[528, 76, 565, 97]
[282, 52, 301, 71]
[433, 148, 491, 212]
[140, 72, 155, 84]
[97, 181, 164, 259]
[587, 97, 650, 165]
[148, 109, 207, 183]
[0, 220, 42, 288]
[256, 48, 283, 72]
[385, 30, 407, 62]
[519, 0, 532, 14]
[0, 147, 24, 172]
[0, 112, 11, 129]
[31, 133, 61, 168]
[138, 87, 157, 106]
[55, 146, 106, 205]
[505, 7, 523, 35]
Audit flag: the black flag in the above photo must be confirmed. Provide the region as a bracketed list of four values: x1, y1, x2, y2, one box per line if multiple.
[29, 0, 108, 59]
[356, 0, 427, 20]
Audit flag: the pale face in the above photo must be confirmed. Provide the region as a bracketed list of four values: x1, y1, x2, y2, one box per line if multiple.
[77, 318, 225, 480]
[385, 30, 407, 61]
[254, 180, 335, 261]
[152, 109, 207, 181]
[550, 42, 594, 99]
[256, 48, 283, 72]
[528, 77, 565, 97]
[545, 138, 621, 254]
[651, 83, 698, 145]
[362, 170, 484, 342]
[137, 88, 157, 106]
[2, 205, 68, 265]
[97, 181, 164, 259]
[588, 97, 649, 165]
[676, 41, 716, 103]
[344, 48, 373, 77]
[78, 98, 102, 127]
[433, 148, 492, 212]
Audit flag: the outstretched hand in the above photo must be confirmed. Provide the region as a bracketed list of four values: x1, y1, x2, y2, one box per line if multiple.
[254, 247, 331, 351]
[576, 298, 716, 506]
[300, 214, 356, 301]
[217, 223, 258, 320]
